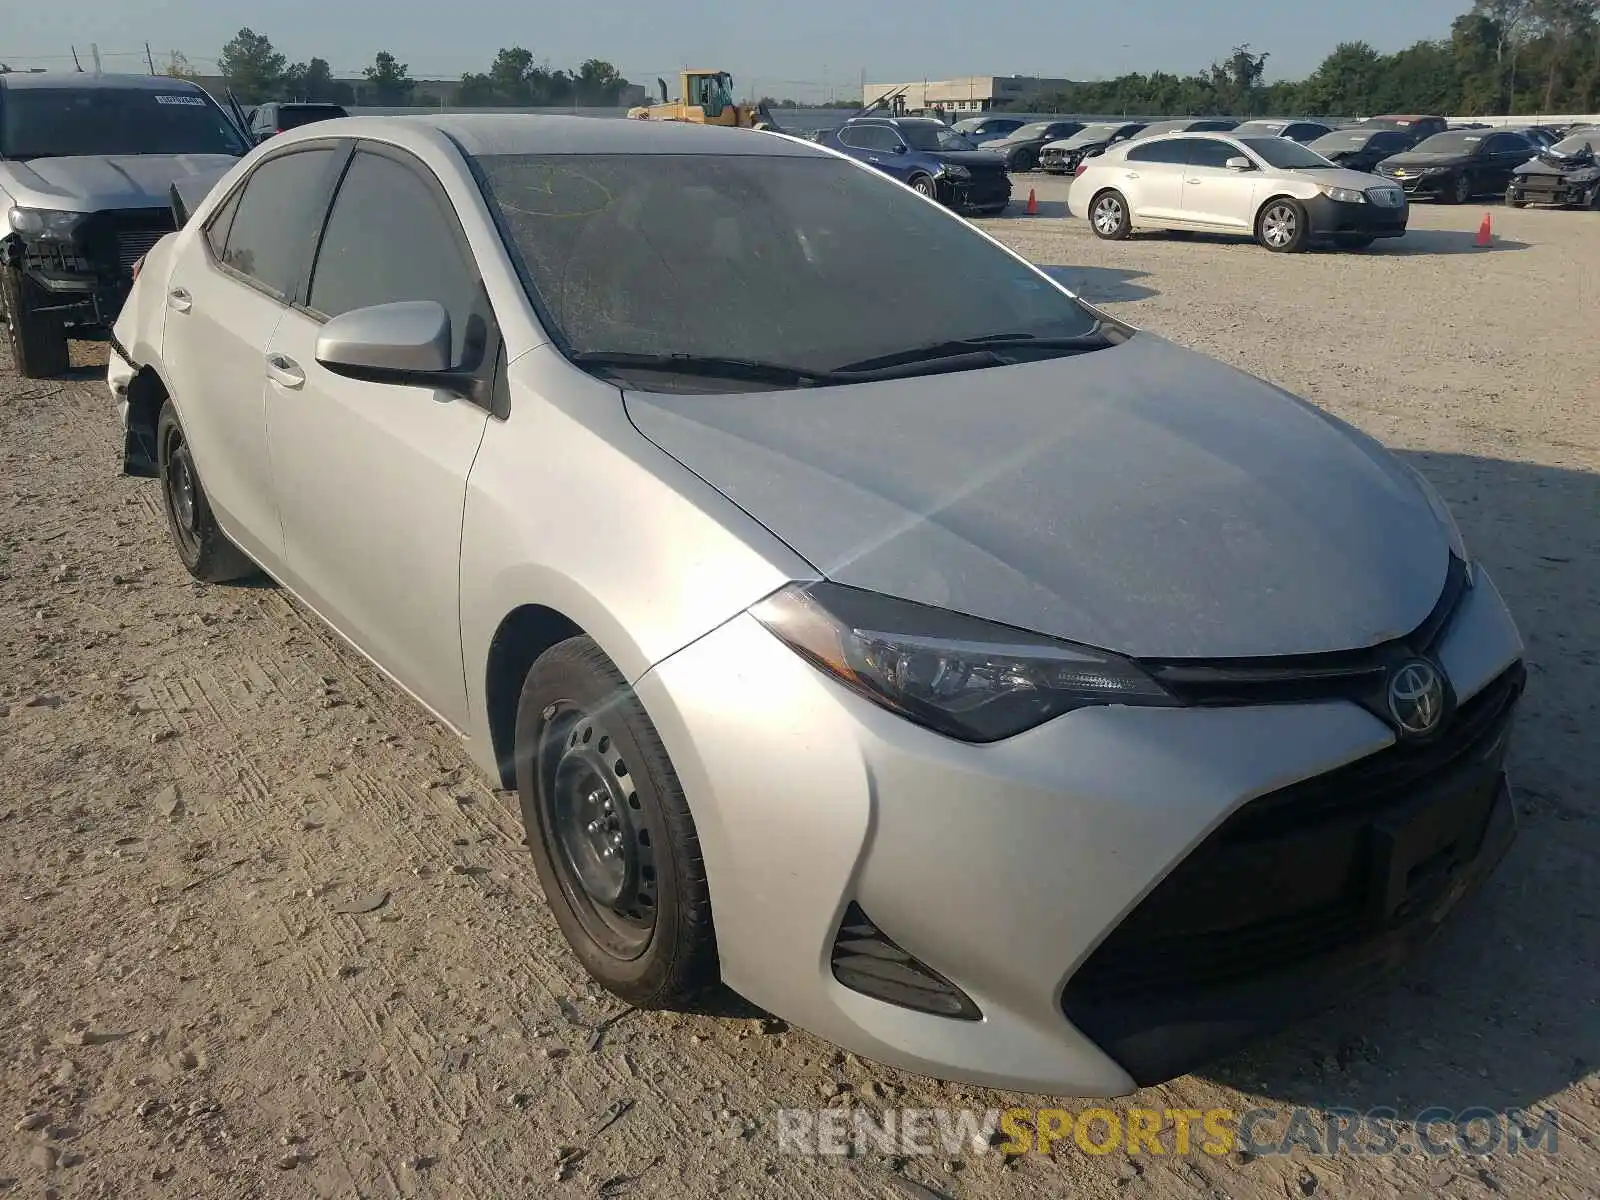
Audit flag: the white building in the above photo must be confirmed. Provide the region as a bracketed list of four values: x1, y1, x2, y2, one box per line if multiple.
[862, 75, 1073, 114]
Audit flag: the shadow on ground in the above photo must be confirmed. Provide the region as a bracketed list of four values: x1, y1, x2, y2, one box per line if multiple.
[1037, 264, 1159, 303]
[1367, 229, 1531, 255]
[1193, 450, 1600, 1117]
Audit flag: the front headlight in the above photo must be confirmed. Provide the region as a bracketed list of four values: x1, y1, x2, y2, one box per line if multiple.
[940, 163, 971, 179]
[7, 207, 87, 241]
[751, 582, 1176, 742]
[1320, 186, 1367, 204]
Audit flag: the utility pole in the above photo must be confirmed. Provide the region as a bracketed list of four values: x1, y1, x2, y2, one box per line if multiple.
[71, 45, 82, 72]
[90, 43, 102, 75]
[145, 42, 156, 74]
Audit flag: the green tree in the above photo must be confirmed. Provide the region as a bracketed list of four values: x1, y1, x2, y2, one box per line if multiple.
[1473, 0, 1533, 110]
[218, 28, 287, 103]
[363, 51, 414, 105]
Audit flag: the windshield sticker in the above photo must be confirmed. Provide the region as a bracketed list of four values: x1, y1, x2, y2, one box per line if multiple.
[154, 95, 208, 106]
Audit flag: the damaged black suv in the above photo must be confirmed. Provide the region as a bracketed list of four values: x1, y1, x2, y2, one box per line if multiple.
[0, 73, 247, 377]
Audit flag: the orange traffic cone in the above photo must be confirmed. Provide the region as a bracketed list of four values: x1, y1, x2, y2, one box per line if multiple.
[1025, 188, 1039, 216]
[1475, 211, 1493, 247]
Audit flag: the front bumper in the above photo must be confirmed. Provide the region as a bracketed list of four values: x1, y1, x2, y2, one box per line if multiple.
[1304, 193, 1409, 239]
[2, 208, 172, 330]
[1509, 175, 1598, 206]
[636, 566, 1524, 1095]
[940, 174, 1012, 212]
[1380, 170, 1453, 198]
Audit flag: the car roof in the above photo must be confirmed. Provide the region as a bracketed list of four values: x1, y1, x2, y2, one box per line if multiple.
[282, 112, 830, 159]
[0, 71, 208, 92]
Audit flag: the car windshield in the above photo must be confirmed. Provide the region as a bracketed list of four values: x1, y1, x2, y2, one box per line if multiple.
[1549, 134, 1597, 156]
[1012, 123, 1055, 139]
[1310, 132, 1371, 151]
[472, 153, 1105, 391]
[900, 123, 974, 152]
[1410, 131, 1485, 154]
[0, 86, 247, 159]
[1232, 122, 1286, 136]
[1239, 137, 1335, 169]
[1061, 124, 1118, 144]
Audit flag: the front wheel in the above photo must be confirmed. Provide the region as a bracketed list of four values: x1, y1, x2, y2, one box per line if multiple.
[514, 635, 718, 1009]
[1506, 188, 1527, 208]
[1256, 198, 1308, 253]
[1, 264, 70, 379]
[156, 402, 258, 583]
[1448, 172, 1473, 204]
[1089, 190, 1131, 240]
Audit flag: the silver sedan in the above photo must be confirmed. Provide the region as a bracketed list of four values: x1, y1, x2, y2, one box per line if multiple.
[108, 114, 1525, 1096]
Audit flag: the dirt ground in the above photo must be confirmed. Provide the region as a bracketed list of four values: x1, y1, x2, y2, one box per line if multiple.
[3, 190, 1599, 1200]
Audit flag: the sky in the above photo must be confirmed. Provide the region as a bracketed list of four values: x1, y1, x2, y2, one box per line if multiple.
[5, 0, 1475, 101]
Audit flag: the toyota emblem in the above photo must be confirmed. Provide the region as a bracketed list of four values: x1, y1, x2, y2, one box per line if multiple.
[1387, 660, 1446, 737]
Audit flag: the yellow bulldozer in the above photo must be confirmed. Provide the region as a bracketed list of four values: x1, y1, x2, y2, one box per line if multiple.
[627, 71, 778, 130]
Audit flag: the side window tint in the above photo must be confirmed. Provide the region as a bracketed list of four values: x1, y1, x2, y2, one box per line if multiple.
[221, 148, 336, 298]
[1185, 140, 1237, 169]
[308, 149, 481, 365]
[204, 185, 242, 259]
[1127, 140, 1184, 165]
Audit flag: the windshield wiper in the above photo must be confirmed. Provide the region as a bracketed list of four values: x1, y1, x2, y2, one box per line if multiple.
[833, 327, 1120, 374]
[569, 351, 850, 388]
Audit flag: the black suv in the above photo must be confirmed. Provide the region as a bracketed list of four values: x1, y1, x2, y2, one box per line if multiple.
[0, 73, 247, 377]
[247, 101, 348, 144]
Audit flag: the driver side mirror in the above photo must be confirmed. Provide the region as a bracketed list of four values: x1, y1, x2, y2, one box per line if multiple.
[1224, 156, 1254, 171]
[315, 300, 461, 390]
[892, 143, 907, 154]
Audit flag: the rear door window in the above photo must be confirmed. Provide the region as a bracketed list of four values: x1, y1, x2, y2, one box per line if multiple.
[1126, 139, 1188, 165]
[1183, 140, 1238, 169]
[217, 147, 338, 299]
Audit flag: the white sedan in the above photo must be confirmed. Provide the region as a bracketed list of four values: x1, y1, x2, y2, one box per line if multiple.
[1069, 132, 1409, 251]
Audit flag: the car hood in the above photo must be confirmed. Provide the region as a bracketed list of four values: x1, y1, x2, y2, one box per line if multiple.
[1043, 137, 1106, 153]
[934, 149, 1008, 167]
[1285, 166, 1400, 191]
[625, 333, 1451, 659]
[0, 153, 241, 213]
[1516, 150, 1597, 175]
[1380, 151, 1473, 169]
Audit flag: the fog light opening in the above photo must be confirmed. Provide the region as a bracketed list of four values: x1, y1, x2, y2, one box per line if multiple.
[830, 903, 981, 1021]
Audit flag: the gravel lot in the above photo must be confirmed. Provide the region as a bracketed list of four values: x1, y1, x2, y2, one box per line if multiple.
[3, 188, 1598, 1200]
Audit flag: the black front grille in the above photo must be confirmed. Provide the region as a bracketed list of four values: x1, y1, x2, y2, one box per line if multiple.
[1063, 660, 1524, 1007]
[72, 208, 175, 281]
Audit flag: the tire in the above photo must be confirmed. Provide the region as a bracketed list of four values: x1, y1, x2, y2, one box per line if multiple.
[1089, 189, 1132, 240]
[514, 635, 717, 1009]
[1, 264, 70, 379]
[909, 174, 937, 201]
[1334, 234, 1376, 250]
[1447, 172, 1473, 205]
[1011, 150, 1036, 173]
[156, 402, 258, 583]
[1256, 197, 1309, 253]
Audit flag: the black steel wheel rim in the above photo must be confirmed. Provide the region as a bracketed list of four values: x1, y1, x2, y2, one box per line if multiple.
[162, 426, 202, 560]
[538, 702, 657, 959]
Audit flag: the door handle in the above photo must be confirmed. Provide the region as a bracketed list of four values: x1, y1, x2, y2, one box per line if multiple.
[868, 157, 882, 163]
[1186, 177, 1202, 184]
[166, 287, 192, 313]
[265, 353, 305, 390]
[1123, 171, 1140, 179]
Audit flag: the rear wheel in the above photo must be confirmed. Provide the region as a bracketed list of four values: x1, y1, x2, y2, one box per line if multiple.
[1, 264, 70, 379]
[514, 636, 717, 1008]
[1256, 198, 1308, 253]
[1089, 190, 1131, 240]
[156, 402, 258, 583]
